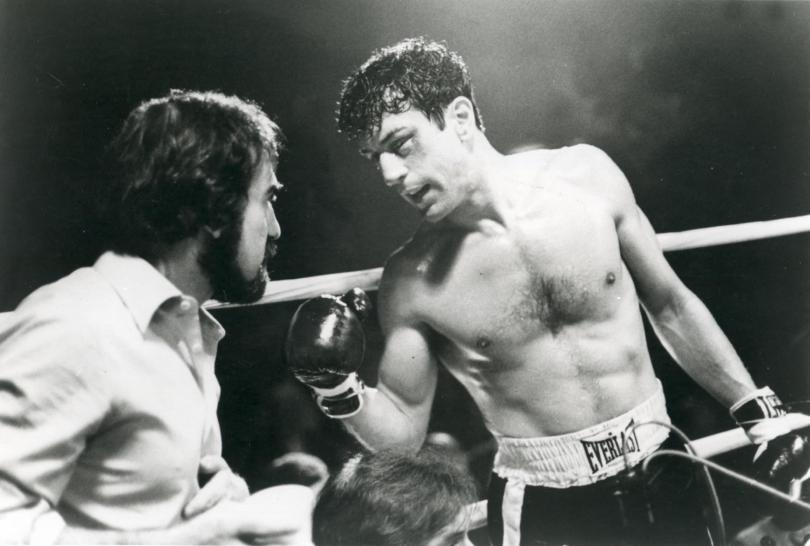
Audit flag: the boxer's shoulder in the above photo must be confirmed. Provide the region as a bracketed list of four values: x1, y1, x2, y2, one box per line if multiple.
[506, 144, 619, 200]
[378, 229, 450, 323]
[380, 238, 425, 300]
[382, 224, 461, 283]
[517, 144, 632, 219]
[507, 143, 605, 171]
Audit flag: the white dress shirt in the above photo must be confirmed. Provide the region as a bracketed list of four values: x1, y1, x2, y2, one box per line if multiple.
[0, 251, 226, 541]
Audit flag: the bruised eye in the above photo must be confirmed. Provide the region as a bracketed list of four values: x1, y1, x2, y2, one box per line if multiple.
[392, 136, 413, 156]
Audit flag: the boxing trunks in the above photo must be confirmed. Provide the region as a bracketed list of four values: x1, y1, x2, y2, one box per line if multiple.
[487, 382, 711, 546]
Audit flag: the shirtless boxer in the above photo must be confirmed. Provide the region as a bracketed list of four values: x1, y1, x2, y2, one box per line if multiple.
[286, 38, 807, 545]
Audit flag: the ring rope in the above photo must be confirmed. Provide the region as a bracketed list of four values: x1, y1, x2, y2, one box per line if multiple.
[207, 213, 810, 309]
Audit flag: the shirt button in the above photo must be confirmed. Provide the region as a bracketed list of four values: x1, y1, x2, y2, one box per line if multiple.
[191, 342, 202, 352]
[179, 300, 192, 312]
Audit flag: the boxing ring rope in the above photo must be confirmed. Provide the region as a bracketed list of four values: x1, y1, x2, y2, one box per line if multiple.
[206, 214, 810, 309]
[0, 216, 804, 537]
[204, 213, 810, 539]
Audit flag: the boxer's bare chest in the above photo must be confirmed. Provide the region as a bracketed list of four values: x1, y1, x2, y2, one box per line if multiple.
[411, 190, 625, 355]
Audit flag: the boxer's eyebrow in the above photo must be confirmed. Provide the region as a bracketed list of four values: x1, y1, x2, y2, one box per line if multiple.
[378, 127, 409, 149]
[360, 127, 412, 161]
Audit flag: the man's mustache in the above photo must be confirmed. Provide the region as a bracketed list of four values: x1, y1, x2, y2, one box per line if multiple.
[266, 239, 278, 261]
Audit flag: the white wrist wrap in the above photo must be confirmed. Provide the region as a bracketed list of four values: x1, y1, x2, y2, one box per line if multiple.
[730, 387, 778, 415]
[310, 373, 363, 398]
[731, 386, 789, 448]
[312, 373, 366, 419]
[730, 386, 785, 424]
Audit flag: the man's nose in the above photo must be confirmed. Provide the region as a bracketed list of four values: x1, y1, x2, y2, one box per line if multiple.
[378, 152, 407, 187]
[266, 205, 281, 239]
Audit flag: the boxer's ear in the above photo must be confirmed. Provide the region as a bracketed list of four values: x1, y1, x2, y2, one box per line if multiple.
[447, 97, 474, 142]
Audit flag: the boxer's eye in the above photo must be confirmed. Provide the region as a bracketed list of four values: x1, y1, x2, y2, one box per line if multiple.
[392, 136, 413, 156]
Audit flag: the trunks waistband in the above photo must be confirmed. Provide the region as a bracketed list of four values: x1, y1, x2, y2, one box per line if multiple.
[492, 381, 670, 488]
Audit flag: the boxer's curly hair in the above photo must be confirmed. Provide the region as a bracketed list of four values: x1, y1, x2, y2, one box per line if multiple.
[337, 37, 484, 142]
[101, 89, 283, 260]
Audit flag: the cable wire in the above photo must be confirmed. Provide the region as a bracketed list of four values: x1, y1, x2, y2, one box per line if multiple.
[626, 420, 726, 546]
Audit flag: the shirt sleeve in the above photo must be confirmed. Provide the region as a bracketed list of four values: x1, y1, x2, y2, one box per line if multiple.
[0, 494, 66, 545]
[0, 306, 110, 542]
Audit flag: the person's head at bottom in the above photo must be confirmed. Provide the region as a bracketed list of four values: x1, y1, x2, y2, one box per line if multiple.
[313, 446, 478, 546]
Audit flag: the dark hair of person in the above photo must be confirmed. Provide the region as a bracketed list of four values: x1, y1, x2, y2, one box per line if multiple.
[101, 89, 283, 260]
[313, 446, 478, 546]
[337, 37, 484, 142]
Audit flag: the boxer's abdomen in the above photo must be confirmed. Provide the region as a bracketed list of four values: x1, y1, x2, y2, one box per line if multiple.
[414, 196, 659, 437]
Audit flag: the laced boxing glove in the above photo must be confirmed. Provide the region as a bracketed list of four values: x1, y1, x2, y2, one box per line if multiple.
[285, 288, 371, 419]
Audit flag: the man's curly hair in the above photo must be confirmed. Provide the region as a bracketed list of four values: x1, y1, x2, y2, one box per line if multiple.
[337, 37, 484, 141]
[102, 89, 283, 260]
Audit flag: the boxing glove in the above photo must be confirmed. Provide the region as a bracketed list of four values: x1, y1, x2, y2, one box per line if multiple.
[285, 288, 371, 419]
[732, 388, 810, 498]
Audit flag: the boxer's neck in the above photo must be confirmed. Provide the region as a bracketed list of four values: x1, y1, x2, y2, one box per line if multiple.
[443, 141, 513, 230]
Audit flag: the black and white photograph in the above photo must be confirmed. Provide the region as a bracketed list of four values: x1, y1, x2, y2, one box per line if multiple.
[1, 1, 809, 544]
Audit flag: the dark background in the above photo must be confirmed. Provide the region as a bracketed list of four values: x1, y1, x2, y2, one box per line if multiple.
[1, 0, 809, 536]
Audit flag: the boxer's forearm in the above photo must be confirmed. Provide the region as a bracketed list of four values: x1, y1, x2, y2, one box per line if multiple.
[646, 289, 756, 408]
[343, 387, 428, 453]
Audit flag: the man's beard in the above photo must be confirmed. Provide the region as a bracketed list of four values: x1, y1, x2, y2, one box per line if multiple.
[199, 225, 277, 304]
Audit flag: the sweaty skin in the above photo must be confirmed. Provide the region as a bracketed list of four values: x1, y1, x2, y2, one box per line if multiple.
[380, 148, 657, 438]
[344, 102, 755, 451]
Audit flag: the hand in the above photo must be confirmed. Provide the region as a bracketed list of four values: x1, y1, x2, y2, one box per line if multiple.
[732, 389, 810, 481]
[235, 485, 315, 545]
[183, 485, 315, 545]
[731, 389, 810, 487]
[733, 390, 810, 531]
[184, 455, 249, 519]
[753, 427, 810, 491]
[285, 288, 371, 418]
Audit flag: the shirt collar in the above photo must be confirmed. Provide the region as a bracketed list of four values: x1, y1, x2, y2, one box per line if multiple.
[94, 251, 185, 333]
[200, 306, 227, 343]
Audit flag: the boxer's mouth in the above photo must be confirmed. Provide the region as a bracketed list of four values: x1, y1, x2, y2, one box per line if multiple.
[406, 185, 430, 203]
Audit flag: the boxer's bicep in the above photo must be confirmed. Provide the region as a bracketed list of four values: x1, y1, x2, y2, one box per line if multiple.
[378, 324, 438, 409]
[343, 324, 435, 451]
[377, 255, 436, 409]
[617, 205, 687, 315]
[365, 250, 438, 448]
[370, 327, 437, 448]
[360, 313, 435, 445]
